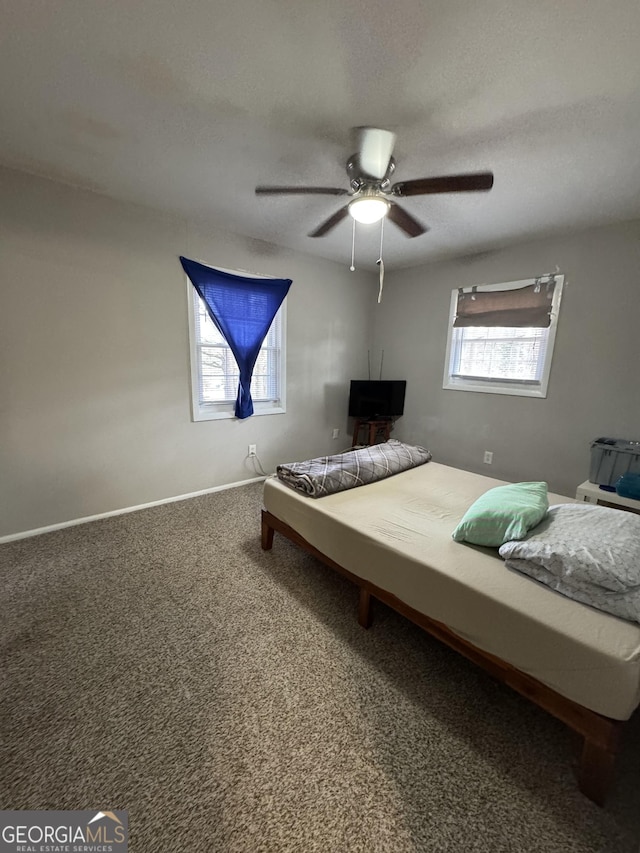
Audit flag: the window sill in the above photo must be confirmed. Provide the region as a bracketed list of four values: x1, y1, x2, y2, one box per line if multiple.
[192, 403, 286, 422]
[443, 378, 547, 398]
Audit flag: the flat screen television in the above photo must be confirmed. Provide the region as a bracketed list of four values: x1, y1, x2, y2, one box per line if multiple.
[348, 380, 406, 419]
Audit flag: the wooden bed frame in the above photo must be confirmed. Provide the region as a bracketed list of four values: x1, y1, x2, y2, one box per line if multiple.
[262, 508, 624, 806]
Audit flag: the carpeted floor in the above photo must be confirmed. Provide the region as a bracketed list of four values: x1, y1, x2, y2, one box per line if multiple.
[1, 481, 639, 852]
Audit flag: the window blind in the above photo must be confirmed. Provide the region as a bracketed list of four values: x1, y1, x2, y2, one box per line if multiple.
[450, 325, 549, 383]
[454, 281, 556, 328]
[195, 297, 281, 403]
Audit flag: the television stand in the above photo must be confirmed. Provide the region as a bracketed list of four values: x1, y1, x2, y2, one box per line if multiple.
[352, 418, 392, 447]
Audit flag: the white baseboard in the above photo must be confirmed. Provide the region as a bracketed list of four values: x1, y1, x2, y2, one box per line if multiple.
[0, 476, 268, 544]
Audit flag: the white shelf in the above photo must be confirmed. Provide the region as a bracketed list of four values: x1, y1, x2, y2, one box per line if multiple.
[575, 481, 640, 513]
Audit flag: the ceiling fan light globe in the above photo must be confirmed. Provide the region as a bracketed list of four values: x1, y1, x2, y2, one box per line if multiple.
[348, 197, 389, 224]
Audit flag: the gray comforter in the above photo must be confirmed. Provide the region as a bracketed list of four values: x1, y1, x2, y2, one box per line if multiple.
[276, 439, 432, 498]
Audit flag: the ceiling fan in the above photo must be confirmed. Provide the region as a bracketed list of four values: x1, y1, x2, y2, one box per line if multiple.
[255, 128, 494, 239]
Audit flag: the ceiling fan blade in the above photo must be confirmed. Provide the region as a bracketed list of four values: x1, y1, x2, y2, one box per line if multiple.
[308, 205, 350, 238]
[387, 202, 428, 238]
[357, 127, 397, 179]
[255, 185, 349, 196]
[392, 172, 494, 197]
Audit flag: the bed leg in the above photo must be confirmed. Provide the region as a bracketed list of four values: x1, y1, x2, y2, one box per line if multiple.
[577, 731, 619, 806]
[261, 513, 274, 551]
[358, 587, 373, 629]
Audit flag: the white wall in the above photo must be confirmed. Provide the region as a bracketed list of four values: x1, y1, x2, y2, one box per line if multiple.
[0, 167, 374, 538]
[371, 221, 640, 497]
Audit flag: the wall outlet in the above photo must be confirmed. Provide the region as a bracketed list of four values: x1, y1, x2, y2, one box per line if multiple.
[248, 444, 257, 457]
[483, 450, 493, 464]
[332, 428, 340, 439]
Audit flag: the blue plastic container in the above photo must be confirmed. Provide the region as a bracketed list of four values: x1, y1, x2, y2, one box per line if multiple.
[615, 472, 640, 501]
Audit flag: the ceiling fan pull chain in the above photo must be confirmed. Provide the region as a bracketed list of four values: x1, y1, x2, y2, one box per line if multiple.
[350, 218, 356, 271]
[377, 218, 385, 303]
[377, 258, 385, 303]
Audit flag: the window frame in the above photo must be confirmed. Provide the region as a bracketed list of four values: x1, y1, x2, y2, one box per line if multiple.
[442, 276, 564, 398]
[186, 271, 287, 422]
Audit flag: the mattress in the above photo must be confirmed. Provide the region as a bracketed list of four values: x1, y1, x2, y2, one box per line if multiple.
[263, 462, 640, 720]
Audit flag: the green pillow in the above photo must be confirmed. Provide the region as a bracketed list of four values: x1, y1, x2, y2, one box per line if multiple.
[452, 482, 549, 547]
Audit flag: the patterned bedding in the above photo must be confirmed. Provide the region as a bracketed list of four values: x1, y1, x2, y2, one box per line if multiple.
[276, 439, 432, 498]
[499, 503, 640, 624]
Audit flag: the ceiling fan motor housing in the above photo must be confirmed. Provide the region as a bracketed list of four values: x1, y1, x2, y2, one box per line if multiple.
[346, 154, 396, 190]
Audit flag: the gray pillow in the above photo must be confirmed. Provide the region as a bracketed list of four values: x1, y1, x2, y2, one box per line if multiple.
[499, 503, 640, 623]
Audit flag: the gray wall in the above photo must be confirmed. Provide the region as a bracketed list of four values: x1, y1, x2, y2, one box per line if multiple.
[371, 221, 640, 497]
[0, 167, 374, 538]
[3, 164, 639, 538]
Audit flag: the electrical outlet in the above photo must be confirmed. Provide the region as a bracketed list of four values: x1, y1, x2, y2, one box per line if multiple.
[248, 444, 257, 457]
[332, 428, 340, 439]
[483, 450, 493, 464]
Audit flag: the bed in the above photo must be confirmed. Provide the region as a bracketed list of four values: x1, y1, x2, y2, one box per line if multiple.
[261, 460, 640, 805]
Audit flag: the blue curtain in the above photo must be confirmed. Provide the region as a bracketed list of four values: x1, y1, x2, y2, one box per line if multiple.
[180, 256, 292, 419]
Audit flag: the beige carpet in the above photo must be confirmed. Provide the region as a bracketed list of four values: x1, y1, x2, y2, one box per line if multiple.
[1, 482, 639, 852]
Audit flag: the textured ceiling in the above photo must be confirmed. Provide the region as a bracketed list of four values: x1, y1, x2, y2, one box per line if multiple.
[1, 0, 640, 269]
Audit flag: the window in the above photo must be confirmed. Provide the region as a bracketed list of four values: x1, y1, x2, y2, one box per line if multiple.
[443, 276, 564, 398]
[187, 280, 286, 421]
